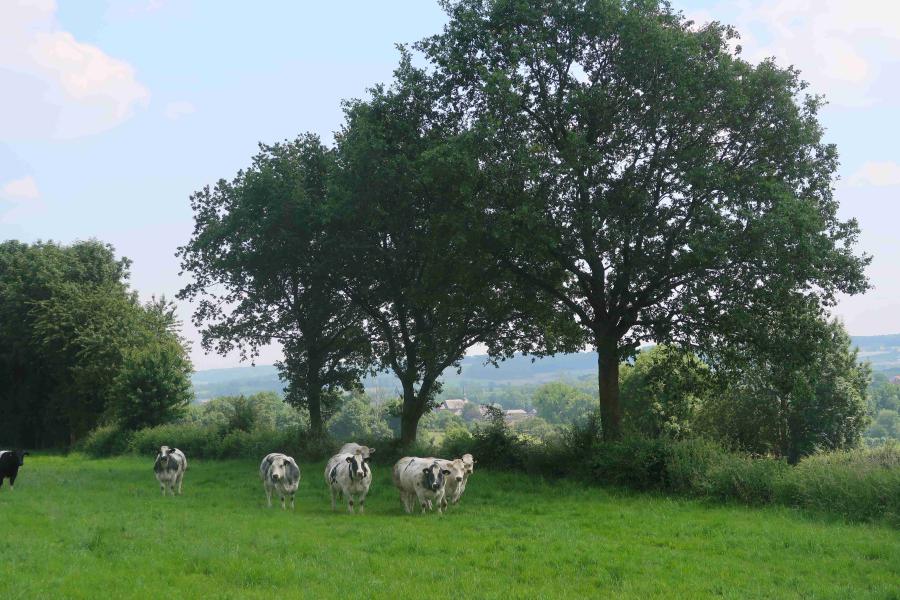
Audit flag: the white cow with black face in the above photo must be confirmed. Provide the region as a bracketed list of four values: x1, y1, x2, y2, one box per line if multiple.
[153, 446, 187, 496]
[325, 450, 372, 514]
[259, 453, 301, 510]
[392, 456, 451, 514]
[428, 458, 468, 511]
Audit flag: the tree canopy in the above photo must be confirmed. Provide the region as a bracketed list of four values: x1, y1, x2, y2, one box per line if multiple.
[418, 0, 869, 439]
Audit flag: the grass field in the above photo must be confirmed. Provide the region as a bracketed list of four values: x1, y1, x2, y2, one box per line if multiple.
[1, 455, 898, 599]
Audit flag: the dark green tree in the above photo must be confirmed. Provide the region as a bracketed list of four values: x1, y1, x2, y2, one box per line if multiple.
[419, 0, 869, 439]
[332, 56, 570, 445]
[177, 134, 370, 436]
[701, 304, 870, 462]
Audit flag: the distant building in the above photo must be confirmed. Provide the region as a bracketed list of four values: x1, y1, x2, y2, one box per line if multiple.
[437, 398, 469, 416]
[504, 408, 536, 424]
[892, 376, 900, 385]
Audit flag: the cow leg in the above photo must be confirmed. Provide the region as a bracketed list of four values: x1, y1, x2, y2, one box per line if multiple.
[265, 486, 273, 508]
[358, 490, 367, 514]
[176, 473, 184, 495]
[347, 495, 355, 514]
[330, 486, 337, 511]
[415, 491, 428, 514]
[290, 493, 295, 510]
[281, 494, 286, 510]
[400, 491, 412, 513]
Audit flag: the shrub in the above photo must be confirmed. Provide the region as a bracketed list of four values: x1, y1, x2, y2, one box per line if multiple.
[778, 443, 900, 525]
[129, 423, 221, 458]
[79, 424, 134, 458]
[702, 454, 789, 505]
[590, 438, 671, 490]
[665, 438, 727, 494]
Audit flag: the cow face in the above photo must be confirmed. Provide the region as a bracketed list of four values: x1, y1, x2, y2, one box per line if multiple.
[269, 456, 291, 482]
[422, 462, 450, 492]
[155, 446, 176, 471]
[345, 452, 369, 480]
[462, 453, 475, 476]
[445, 459, 467, 484]
[13, 450, 29, 467]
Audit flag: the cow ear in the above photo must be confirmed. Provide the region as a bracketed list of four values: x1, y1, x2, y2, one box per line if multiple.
[369, 448, 376, 454]
[442, 469, 451, 475]
[346, 456, 353, 463]
[422, 468, 430, 474]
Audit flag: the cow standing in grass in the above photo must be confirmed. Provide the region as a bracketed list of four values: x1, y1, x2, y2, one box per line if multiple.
[154, 446, 187, 496]
[454, 453, 475, 504]
[392, 456, 451, 514]
[0, 450, 29, 491]
[259, 453, 301, 510]
[428, 458, 468, 511]
[325, 449, 372, 514]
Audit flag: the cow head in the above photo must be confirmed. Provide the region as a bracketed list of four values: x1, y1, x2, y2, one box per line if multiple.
[422, 461, 450, 492]
[461, 453, 475, 476]
[346, 451, 369, 480]
[269, 455, 293, 481]
[155, 446, 176, 470]
[13, 450, 29, 466]
[444, 459, 467, 484]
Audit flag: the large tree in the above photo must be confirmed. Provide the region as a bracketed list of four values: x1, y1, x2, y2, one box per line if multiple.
[419, 0, 870, 439]
[177, 135, 369, 435]
[331, 56, 570, 445]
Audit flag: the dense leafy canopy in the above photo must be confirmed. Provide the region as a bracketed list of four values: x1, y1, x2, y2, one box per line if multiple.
[177, 135, 370, 434]
[418, 0, 870, 438]
[0, 240, 192, 447]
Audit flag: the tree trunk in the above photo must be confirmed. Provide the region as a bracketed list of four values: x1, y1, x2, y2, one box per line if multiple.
[307, 385, 324, 438]
[596, 337, 622, 441]
[399, 379, 421, 447]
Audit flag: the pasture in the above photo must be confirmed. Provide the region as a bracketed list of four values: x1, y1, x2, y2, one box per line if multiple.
[1, 455, 898, 599]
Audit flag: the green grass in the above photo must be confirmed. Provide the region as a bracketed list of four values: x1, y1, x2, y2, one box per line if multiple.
[1, 456, 898, 599]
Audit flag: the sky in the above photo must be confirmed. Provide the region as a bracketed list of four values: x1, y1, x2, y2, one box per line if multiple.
[1, 0, 898, 370]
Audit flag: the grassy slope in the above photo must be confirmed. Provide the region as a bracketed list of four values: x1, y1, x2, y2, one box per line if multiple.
[1, 456, 897, 600]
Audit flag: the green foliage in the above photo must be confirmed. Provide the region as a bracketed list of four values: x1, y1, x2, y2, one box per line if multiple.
[0, 240, 191, 447]
[620, 346, 713, 439]
[184, 392, 306, 432]
[419, 0, 869, 440]
[703, 315, 871, 462]
[531, 382, 594, 425]
[327, 394, 393, 441]
[177, 134, 370, 435]
[78, 424, 134, 458]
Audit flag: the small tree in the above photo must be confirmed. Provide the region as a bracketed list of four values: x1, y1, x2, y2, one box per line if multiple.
[620, 346, 713, 439]
[178, 134, 370, 436]
[531, 382, 594, 425]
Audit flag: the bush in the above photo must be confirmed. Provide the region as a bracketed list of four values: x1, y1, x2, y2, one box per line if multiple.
[591, 438, 671, 490]
[129, 423, 222, 458]
[79, 424, 134, 458]
[702, 454, 789, 505]
[778, 443, 900, 525]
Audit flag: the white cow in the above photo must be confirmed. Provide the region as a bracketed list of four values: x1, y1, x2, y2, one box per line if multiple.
[454, 453, 476, 504]
[338, 443, 375, 460]
[259, 453, 301, 509]
[153, 446, 187, 496]
[428, 458, 468, 511]
[325, 450, 372, 514]
[392, 456, 451, 514]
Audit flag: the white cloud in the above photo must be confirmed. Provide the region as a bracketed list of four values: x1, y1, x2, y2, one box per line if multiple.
[707, 0, 900, 108]
[164, 100, 196, 120]
[0, 175, 44, 223]
[848, 161, 900, 187]
[2, 175, 41, 200]
[0, 0, 150, 140]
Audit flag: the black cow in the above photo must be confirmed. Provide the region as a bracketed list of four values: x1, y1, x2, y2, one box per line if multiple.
[0, 450, 29, 491]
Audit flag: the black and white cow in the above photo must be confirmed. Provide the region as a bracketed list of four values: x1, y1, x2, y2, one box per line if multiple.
[153, 446, 187, 496]
[392, 456, 451, 514]
[325, 449, 372, 514]
[0, 450, 29, 491]
[259, 453, 301, 509]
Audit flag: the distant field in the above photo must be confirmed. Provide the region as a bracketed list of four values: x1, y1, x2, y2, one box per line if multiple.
[1, 456, 897, 599]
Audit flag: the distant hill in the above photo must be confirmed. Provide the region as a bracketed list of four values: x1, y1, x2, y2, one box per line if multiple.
[191, 334, 900, 400]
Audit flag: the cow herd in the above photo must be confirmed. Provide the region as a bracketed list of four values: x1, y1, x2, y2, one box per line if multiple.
[2, 444, 477, 514]
[155, 441, 476, 514]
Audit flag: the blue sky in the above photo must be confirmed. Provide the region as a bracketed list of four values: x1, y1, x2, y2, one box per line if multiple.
[2, 0, 898, 369]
